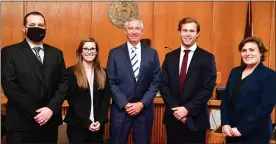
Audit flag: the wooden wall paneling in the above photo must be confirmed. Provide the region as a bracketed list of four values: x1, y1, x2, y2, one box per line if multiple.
[212, 2, 247, 85]
[252, 2, 276, 124]
[152, 2, 213, 66]
[136, 2, 154, 41]
[252, 2, 275, 68]
[272, 107, 276, 124]
[1, 2, 24, 48]
[152, 1, 173, 64]
[151, 104, 166, 144]
[268, 2, 275, 124]
[91, 2, 126, 68]
[91, 2, 154, 68]
[25, 2, 93, 67]
[269, 2, 275, 71]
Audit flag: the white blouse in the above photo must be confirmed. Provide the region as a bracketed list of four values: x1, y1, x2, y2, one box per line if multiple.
[85, 68, 95, 122]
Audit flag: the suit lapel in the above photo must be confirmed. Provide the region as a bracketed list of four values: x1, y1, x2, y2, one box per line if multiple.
[239, 63, 263, 96]
[173, 48, 181, 85]
[93, 71, 98, 91]
[20, 40, 45, 85]
[136, 45, 146, 83]
[183, 47, 200, 86]
[123, 43, 136, 81]
[92, 71, 98, 106]
[229, 68, 242, 99]
[43, 45, 52, 91]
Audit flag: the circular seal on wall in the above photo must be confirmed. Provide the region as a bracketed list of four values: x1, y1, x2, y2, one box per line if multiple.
[108, 1, 140, 28]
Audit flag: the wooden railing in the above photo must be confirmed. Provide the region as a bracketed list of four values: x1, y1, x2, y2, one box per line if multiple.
[2, 94, 276, 144]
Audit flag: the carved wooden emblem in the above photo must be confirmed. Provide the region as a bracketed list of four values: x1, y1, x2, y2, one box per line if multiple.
[108, 1, 140, 28]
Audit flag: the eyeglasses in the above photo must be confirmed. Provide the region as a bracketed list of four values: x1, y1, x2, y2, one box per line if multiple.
[82, 47, 96, 53]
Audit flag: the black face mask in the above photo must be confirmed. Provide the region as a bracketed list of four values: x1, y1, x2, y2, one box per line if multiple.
[26, 27, 46, 42]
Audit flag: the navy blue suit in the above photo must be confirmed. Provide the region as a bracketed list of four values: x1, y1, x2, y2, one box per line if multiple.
[106, 43, 160, 144]
[221, 63, 276, 144]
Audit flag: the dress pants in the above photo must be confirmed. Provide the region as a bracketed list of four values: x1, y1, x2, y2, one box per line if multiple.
[6, 126, 58, 144]
[166, 120, 206, 144]
[67, 125, 104, 144]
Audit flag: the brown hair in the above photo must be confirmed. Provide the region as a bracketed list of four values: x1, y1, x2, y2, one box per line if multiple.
[74, 37, 106, 90]
[24, 11, 46, 26]
[238, 36, 267, 62]
[178, 17, 200, 33]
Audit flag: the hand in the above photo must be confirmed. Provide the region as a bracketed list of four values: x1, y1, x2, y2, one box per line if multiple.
[133, 102, 144, 114]
[34, 107, 53, 126]
[125, 103, 136, 116]
[125, 102, 144, 116]
[171, 106, 188, 120]
[231, 127, 242, 137]
[124, 103, 134, 110]
[180, 116, 187, 123]
[89, 121, 101, 132]
[222, 125, 233, 137]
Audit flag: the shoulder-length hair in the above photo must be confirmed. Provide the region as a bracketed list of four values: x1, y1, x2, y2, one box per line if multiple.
[238, 36, 267, 62]
[73, 37, 106, 90]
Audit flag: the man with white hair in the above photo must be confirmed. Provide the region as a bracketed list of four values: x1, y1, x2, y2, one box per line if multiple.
[107, 18, 160, 144]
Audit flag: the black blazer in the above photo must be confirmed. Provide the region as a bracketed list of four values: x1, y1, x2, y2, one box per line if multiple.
[64, 66, 111, 129]
[160, 47, 217, 131]
[1, 40, 68, 131]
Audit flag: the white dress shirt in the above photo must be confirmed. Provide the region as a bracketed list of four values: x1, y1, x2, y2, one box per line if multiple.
[86, 68, 95, 122]
[26, 39, 44, 63]
[127, 41, 141, 69]
[179, 43, 197, 75]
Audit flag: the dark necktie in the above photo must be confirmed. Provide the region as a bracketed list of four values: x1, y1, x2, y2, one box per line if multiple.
[33, 47, 43, 64]
[179, 50, 190, 91]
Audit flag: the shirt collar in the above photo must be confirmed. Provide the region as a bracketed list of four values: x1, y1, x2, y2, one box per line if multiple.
[26, 39, 44, 50]
[181, 43, 197, 52]
[127, 41, 141, 51]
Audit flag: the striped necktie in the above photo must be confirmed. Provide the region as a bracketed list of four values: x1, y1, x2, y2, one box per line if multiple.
[130, 47, 139, 81]
[33, 47, 43, 64]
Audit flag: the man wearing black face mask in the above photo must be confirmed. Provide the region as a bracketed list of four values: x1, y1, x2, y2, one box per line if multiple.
[1, 11, 68, 143]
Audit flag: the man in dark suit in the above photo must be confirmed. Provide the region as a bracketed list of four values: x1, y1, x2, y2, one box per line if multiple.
[1, 11, 68, 143]
[160, 17, 217, 144]
[106, 18, 160, 144]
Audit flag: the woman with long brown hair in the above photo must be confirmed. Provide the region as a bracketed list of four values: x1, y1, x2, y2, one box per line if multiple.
[64, 37, 111, 144]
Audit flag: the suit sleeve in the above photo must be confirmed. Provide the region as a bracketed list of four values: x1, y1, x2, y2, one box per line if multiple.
[237, 72, 276, 136]
[47, 51, 68, 114]
[220, 68, 235, 126]
[66, 68, 92, 128]
[106, 50, 129, 109]
[160, 54, 179, 109]
[141, 50, 161, 108]
[185, 54, 217, 116]
[1, 47, 37, 120]
[98, 70, 111, 124]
